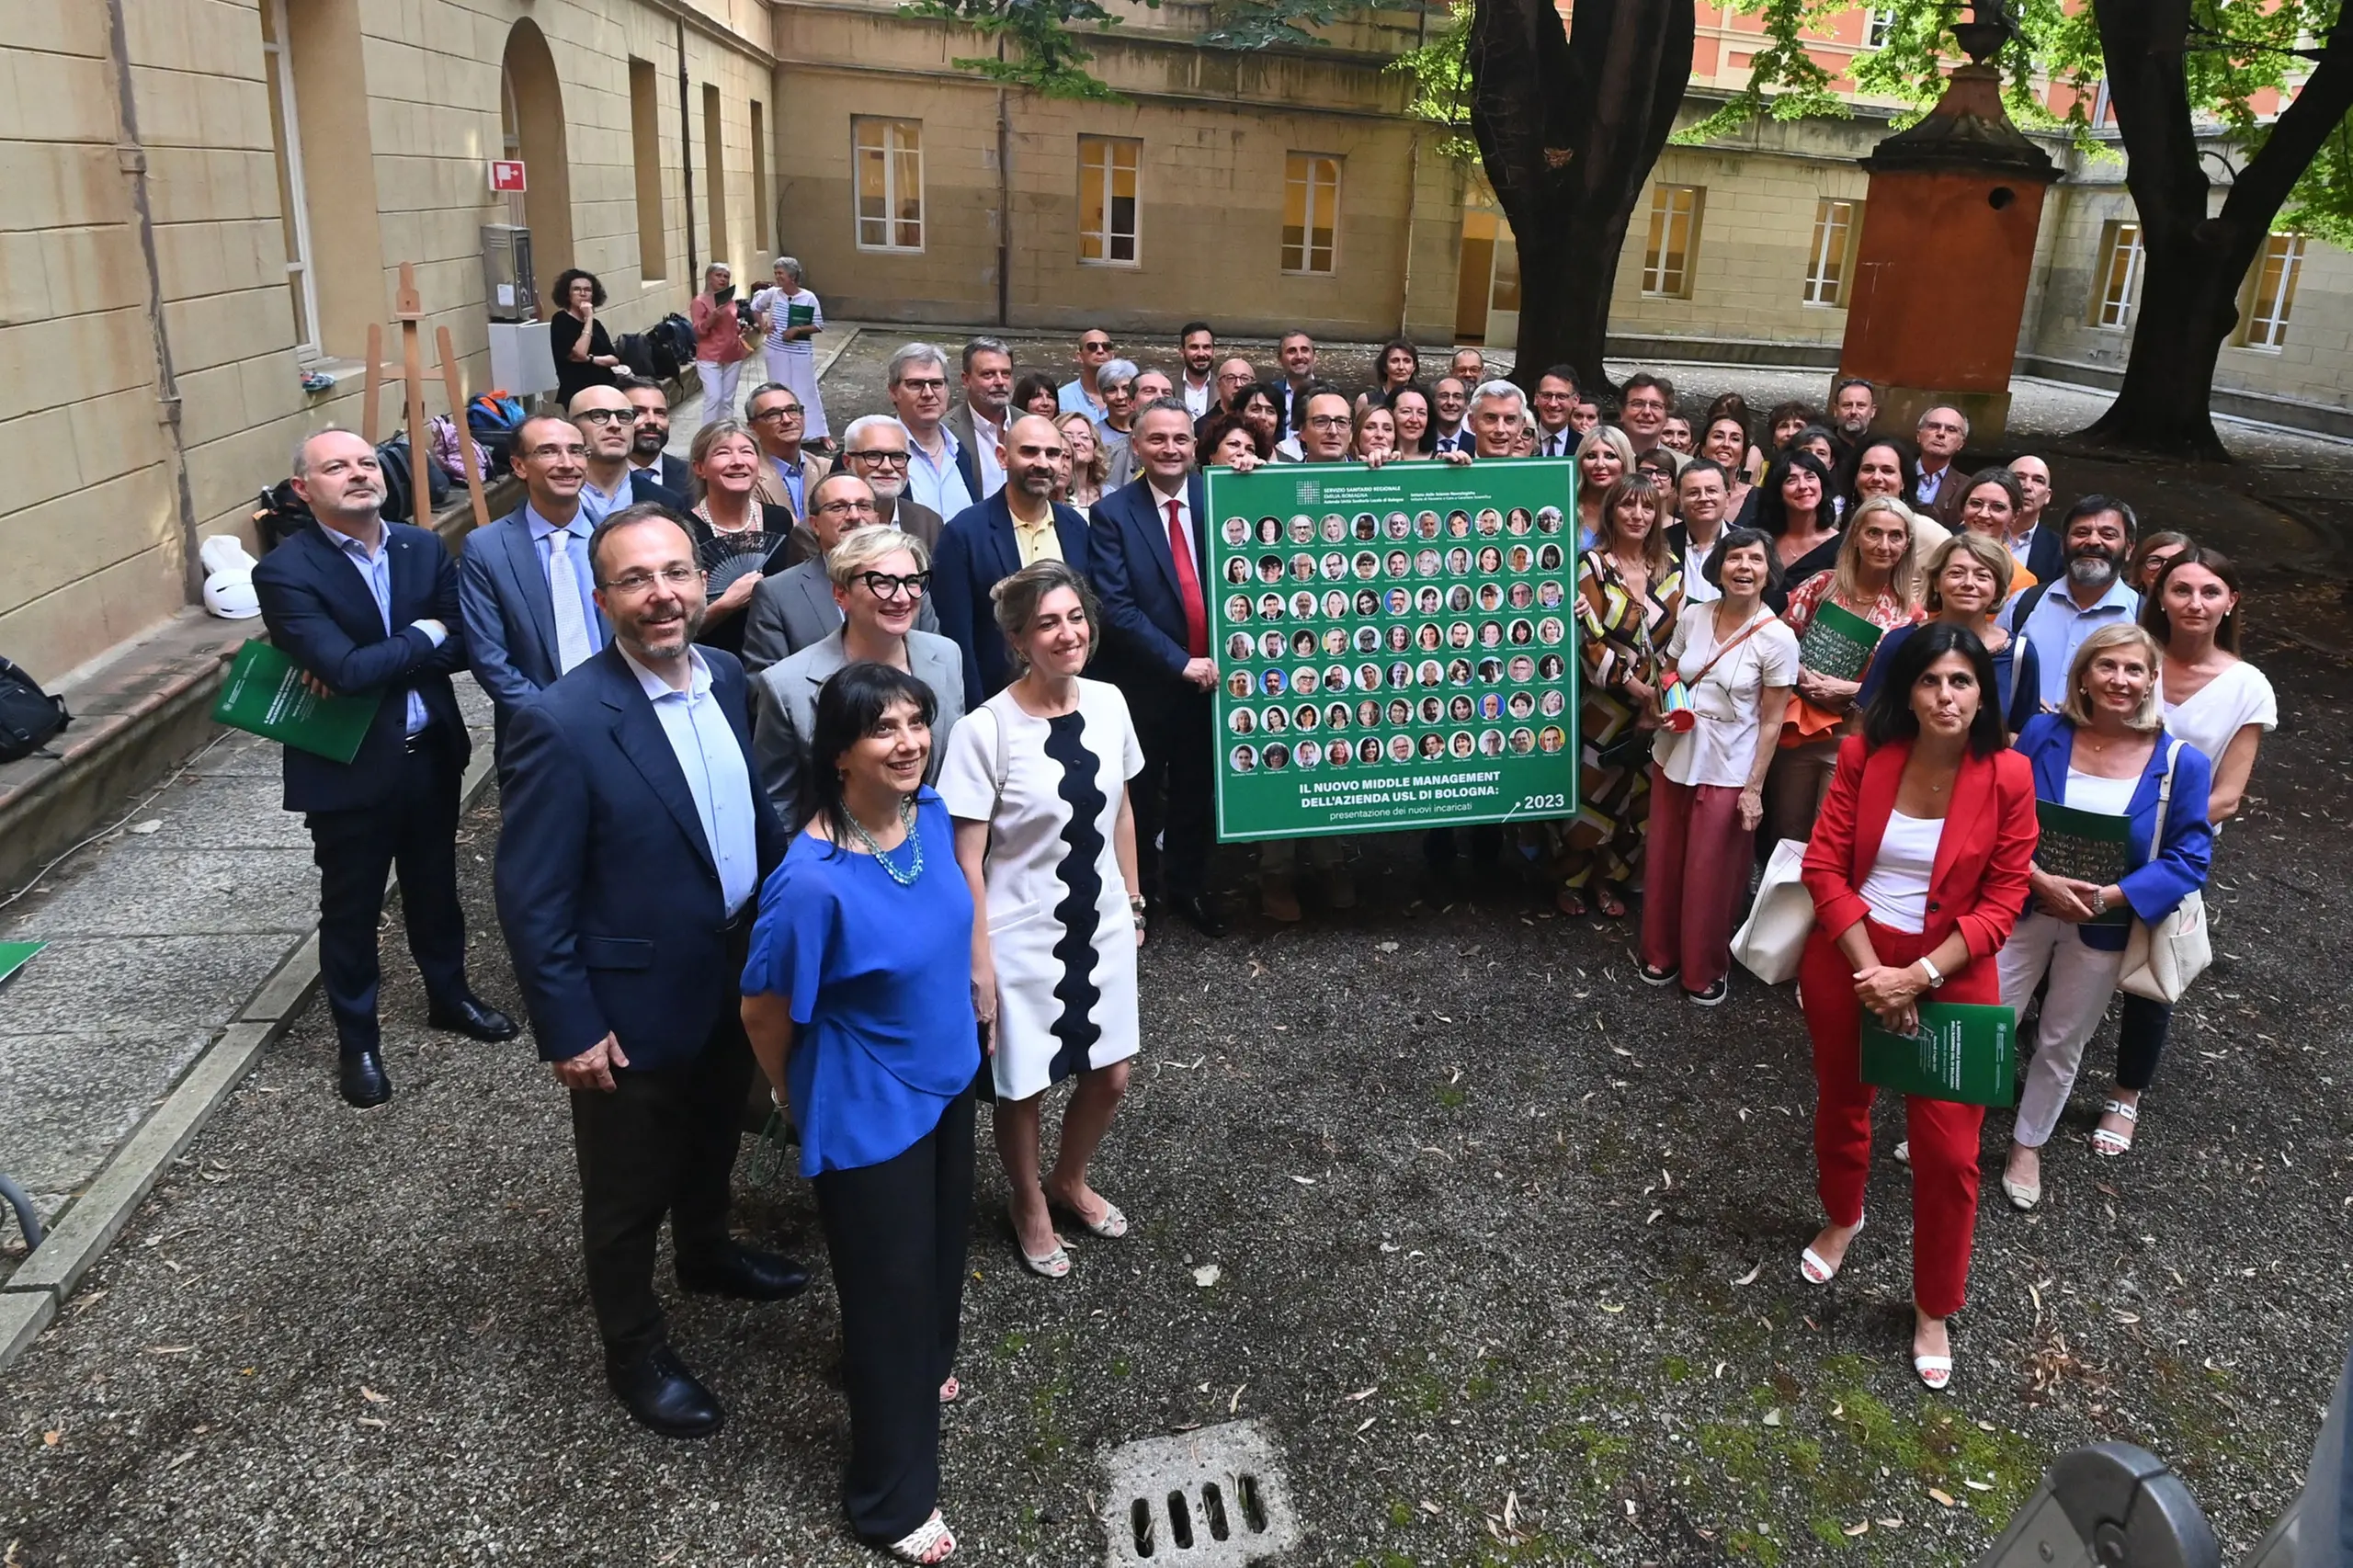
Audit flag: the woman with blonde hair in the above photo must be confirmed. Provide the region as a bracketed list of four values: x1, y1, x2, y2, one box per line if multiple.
[1859, 533, 2042, 736]
[1055, 412, 1110, 514]
[684, 417, 795, 657]
[1573, 425, 1636, 548]
[1995, 624, 2212, 1210]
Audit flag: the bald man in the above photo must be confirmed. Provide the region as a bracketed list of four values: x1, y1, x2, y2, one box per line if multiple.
[569, 385, 688, 523]
[932, 414, 1096, 707]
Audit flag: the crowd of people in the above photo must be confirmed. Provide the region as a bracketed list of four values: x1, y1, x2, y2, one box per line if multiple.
[244, 311, 2277, 1562]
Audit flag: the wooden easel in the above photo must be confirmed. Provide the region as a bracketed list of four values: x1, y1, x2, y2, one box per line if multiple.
[360, 261, 493, 535]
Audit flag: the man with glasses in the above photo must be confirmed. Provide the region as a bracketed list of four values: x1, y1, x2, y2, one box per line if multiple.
[1296, 388, 1358, 462]
[837, 414, 944, 552]
[495, 503, 807, 1441]
[569, 386, 687, 523]
[1194, 356, 1261, 444]
[461, 414, 612, 753]
[1450, 347, 1485, 386]
[1913, 404, 1970, 512]
[1059, 326, 1117, 425]
[933, 414, 1094, 709]
[739, 471, 940, 671]
[1619, 372, 1676, 459]
[256, 428, 513, 1110]
[619, 377, 693, 494]
[888, 342, 978, 521]
[1178, 322, 1218, 418]
[743, 382, 830, 527]
[947, 336, 1014, 501]
[1531, 366, 1581, 458]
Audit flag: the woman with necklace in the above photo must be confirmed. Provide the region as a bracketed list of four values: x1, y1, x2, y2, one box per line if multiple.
[740, 663, 977, 1565]
[1573, 426, 1634, 550]
[1640, 528, 1798, 1004]
[684, 418, 794, 658]
[1797, 625, 2037, 1392]
[1756, 449, 1840, 611]
[941, 562, 1146, 1279]
[2090, 548, 2274, 1157]
[1556, 472, 1683, 918]
[1859, 534, 2042, 737]
[1995, 626, 2212, 1212]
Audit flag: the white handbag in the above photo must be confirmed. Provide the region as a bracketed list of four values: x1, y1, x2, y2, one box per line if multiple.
[2120, 742, 2211, 1004]
[1732, 837, 1816, 985]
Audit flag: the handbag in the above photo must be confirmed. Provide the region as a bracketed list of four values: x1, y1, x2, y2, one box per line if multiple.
[1731, 837, 1815, 984]
[2120, 741, 2211, 1004]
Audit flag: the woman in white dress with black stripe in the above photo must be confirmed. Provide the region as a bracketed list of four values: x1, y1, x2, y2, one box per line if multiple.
[940, 561, 1145, 1280]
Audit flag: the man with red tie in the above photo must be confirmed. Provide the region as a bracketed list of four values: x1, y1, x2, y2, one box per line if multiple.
[1089, 397, 1226, 937]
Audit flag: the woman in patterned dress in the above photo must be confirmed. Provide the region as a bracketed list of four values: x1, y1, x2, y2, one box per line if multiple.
[1557, 473, 1684, 917]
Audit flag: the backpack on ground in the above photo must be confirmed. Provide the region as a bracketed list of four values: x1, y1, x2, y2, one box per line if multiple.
[0, 655, 70, 764]
[250, 480, 315, 554]
[375, 434, 452, 524]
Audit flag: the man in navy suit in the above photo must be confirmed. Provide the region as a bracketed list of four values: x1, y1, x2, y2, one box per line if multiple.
[620, 377, 694, 494]
[932, 414, 1093, 710]
[1088, 398, 1229, 937]
[494, 503, 807, 1439]
[460, 413, 617, 753]
[571, 386, 688, 522]
[253, 430, 516, 1109]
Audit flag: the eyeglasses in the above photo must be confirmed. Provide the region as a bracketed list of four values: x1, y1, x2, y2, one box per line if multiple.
[846, 449, 911, 467]
[1081, 339, 1113, 354]
[522, 444, 590, 462]
[857, 570, 931, 599]
[813, 498, 879, 517]
[1305, 415, 1352, 431]
[751, 405, 806, 422]
[600, 564, 700, 595]
[574, 408, 640, 426]
[896, 377, 947, 394]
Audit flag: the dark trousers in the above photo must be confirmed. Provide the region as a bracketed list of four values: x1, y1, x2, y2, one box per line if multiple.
[2116, 994, 2173, 1092]
[569, 991, 755, 1364]
[813, 1089, 976, 1544]
[1129, 679, 1214, 901]
[304, 729, 467, 1054]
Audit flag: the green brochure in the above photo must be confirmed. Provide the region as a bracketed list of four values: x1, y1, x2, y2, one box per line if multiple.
[1797, 599, 1883, 682]
[1860, 1000, 2017, 1108]
[210, 640, 381, 765]
[785, 301, 816, 328]
[0, 942, 43, 987]
[2035, 800, 2132, 925]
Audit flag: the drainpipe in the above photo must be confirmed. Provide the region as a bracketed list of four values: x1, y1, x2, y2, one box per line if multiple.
[679, 15, 697, 282]
[103, 0, 201, 601]
[995, 37, 1011, 328]
[1397, 4, 1428, 340]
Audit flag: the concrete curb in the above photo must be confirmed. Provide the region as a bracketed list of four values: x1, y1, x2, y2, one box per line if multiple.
[0, 739, 498, 1371]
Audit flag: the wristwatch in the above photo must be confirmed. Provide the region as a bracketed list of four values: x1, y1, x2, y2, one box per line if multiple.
[2087, 887, 2109, 916]
[1915, 956, 1946, 990]
[1129, 892, 1149, 917]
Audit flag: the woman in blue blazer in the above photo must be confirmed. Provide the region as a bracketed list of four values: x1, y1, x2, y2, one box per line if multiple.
[1995, 624, 2212, 1210]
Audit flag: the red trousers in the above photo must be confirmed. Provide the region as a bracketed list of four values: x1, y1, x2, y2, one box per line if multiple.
[1800, 917, 1995, 1319]
[1640, 772, 1753, 994]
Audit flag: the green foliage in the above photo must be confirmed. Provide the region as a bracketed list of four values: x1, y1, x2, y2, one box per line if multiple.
[1678, 0, 1852, 144]
[899, 0, 1157, 100]
[2283, 118, 2353, 244]
[1387, 1, 1478, 163]
[1199, 0, 1375, 51]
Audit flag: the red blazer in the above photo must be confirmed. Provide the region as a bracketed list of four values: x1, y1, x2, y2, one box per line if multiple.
[1802, 734, 2038, 963]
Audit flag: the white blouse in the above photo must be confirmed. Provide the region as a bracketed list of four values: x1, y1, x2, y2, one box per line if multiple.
[1858, 810, 1945, 933]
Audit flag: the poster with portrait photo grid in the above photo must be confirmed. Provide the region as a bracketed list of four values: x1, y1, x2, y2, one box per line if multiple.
[1205, 459, 1580, 842]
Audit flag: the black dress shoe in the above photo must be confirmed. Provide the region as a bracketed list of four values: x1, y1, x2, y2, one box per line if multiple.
[677, 1242, 812, 1301]
[426, 994, 518, 1042]
[338, 1050, 392, 1108]
[607, 1345, 724, 1438]
[1169, 893, 1227, 937]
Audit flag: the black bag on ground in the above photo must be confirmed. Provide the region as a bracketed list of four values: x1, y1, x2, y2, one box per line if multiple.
[0, 656, 70, 764]
[250, 480, 315, 554]
[375, 435, 452, 524]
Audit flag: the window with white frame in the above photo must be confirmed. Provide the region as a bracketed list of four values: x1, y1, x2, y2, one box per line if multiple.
[2091, 220, 2143, 329]
[259, 0, 320, 360]
[1642, 184, 1703, 298]
[1864, 8, 1897, 48]
[1283, 153, 1341, 275]
[1078, 136, 1141, 265]
[1802, 198, 1860, 306]
[2239, 233, 2304, 349]
[854, 118, 924, 252]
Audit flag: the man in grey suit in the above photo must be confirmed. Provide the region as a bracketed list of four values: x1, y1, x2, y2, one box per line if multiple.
[460, 413, 611, 752]
[945, 337, 1011, 502]
[749, 524, 965, 821]
[835, 415, 944, 554]
[737, 472, 939, 672]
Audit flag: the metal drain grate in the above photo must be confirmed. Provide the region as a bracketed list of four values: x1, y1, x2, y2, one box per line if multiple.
[1099, 1419, 1302, 1566]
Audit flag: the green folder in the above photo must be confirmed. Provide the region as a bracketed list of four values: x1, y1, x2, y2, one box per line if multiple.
[0, 941, 43, 987]
[785, 301, 816, 328]
[2035, 800, 2132, 925]
[1798, 599, 1882, 682]
[1861, 1000, 2017, 1107]
[210, 640, 381, 765]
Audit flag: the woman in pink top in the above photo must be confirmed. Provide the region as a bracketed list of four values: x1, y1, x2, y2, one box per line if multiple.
[688, 262, 752, 425]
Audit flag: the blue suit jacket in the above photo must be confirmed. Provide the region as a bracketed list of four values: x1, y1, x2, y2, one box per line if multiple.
[251, 519, 472, 814]
[2018, 526, 2064, 585]
[933, 491, 1095, 710]
[628, 467, 691, 516]
[459, 504, 616, 746]
[2016, 713, 2213, 950]
[493, 643, 787, 1068]
[1090, 473, 1210, 683]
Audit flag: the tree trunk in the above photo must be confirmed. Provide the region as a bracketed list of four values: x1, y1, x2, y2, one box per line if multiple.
[1467, 0, 1692, 395]
[2081, 0, 2353, 460]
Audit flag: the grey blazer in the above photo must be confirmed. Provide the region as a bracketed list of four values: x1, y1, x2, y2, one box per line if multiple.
[749, 627, 966, 819]
[739, 554, 940, 673]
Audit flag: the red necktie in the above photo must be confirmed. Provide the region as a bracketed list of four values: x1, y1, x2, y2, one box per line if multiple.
[1165, 498, 1208, 658]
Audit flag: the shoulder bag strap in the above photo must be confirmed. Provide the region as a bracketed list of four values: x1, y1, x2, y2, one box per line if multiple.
[1686, 611, 1774, 690]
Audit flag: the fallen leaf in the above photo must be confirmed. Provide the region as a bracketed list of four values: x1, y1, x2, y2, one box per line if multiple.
[1733, 1262, 1762, 1286]
[1599, 1302, 1624, 1314]
[1978, 1420, 1996, 1432]
[41, 1432, 60, 1448]
[130, 820, 163, 835]
[1419, 1499, 1442, 1516]
[1290, 1175, 1316, 1186]
[1761, 1409, 1783, 1427]
[1843, 1521, 1870, 1537]
[357, 1416, 387, 1429]
[1192, 1265, 1221, 1287]
[1928, 1487, 1957, 1508]
[359, 1386, 389, 1404]
[1877, 1517, 1904, 1528]
[1343, 1386, 1379, 1403]
[1963, 1479, 1993, 1493]
[145, 1346, 192, 1356]
[1354, 1415, 1376, 1435]
[1377, 941, 1399, 952]
[1645, 1209, 1664, 1225]
[1229, 1384, 1246, 1414]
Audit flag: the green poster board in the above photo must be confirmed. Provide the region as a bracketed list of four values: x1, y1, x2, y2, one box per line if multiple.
[1204, 459, 1579, 842]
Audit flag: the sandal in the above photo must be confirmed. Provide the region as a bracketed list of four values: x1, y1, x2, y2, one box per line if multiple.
[1007, 1206, 1070, 1279]
[1594, 886, 1628, 919]
[1913, 1354, 1953, 1392]
[1049, 1190, 1129, 1240]
[1800, 1215, 1864, 1285]
[2091, 1099, 2139, 1158]
[1637, 961, 1678, 987]
[1555, 888, 1588, 918]
[884, 1509, 957, 1563]
[938, 1376, 960, 1404]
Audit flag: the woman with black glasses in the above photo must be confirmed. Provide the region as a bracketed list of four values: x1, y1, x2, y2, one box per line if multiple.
[749, 527, 965, 820]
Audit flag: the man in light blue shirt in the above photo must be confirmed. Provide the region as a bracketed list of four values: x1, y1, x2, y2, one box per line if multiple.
[2004, 494, 2142, 710]
[618, 642, 760, 916]
[460, 415, 610, 750]
[1058, 325, 1115, 425]
[889, 342, 977, 519]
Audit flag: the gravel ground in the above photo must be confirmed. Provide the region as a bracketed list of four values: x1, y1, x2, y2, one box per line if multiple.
[6, 348, 2351, 1567]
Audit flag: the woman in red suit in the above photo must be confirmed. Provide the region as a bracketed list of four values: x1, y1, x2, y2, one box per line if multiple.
[1797, 622, 2037, 1391]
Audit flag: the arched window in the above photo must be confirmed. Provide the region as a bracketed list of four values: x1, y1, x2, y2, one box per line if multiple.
[500, 19, 574, 312]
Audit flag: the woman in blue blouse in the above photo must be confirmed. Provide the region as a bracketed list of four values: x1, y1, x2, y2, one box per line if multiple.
[741, 662, 976, 1566]
[1994, 625, 2211, 1212]
[1859, 534, 2043, 736]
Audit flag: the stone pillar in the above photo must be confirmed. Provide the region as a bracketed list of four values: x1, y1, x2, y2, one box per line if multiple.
[1836, 18, 2058, 444]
